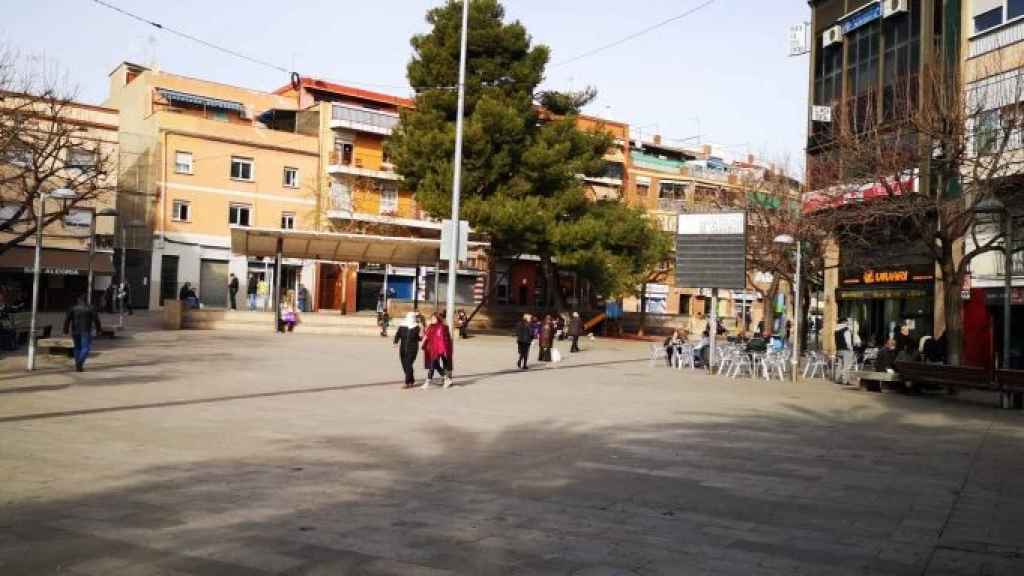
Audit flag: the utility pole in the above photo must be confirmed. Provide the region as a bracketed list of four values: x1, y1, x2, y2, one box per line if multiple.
[445, 0, 470, 352]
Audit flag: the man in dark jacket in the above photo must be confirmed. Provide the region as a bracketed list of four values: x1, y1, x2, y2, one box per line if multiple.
[569, 311, 583, 353]
[393, 312, 421, 388]
[874, 338, 899, 373]
[228, 274, 239, 310]
[516, 313, 533, 370]
[63, 295, 102, 372]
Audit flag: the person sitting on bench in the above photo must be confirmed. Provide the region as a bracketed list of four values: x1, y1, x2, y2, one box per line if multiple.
[874, 338, 899, 374]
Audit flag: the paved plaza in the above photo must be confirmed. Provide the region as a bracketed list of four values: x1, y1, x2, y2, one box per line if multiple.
[1, 324, 1023, 575]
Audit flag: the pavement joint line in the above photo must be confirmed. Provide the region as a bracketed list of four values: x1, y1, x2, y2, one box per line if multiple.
[0, 357, 647, 425]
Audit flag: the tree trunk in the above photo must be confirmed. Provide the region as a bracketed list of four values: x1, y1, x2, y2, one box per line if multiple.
[942, 265, 964, 367]
[540, 254, 567, 312]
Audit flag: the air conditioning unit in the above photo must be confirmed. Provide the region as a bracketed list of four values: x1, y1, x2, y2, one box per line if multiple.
[883, 0, 908, 18]
[822, 25, 843, 48]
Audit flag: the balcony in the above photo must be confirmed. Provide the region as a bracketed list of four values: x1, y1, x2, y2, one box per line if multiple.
[684, 165, 733, 183]
[656, 198, 687, 213]
[327, 152, 402, 181]
[331, 103, 400, 136]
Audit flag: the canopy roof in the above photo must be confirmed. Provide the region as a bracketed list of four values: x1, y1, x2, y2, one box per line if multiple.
[230, 227, 485, 267]
[157, 89, 246, 114]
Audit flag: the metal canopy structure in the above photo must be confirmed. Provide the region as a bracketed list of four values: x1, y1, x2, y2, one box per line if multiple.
[230, 227, 467, 267]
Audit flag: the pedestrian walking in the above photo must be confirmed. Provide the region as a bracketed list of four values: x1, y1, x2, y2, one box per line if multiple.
[63, 295, 102, 372]
[538, 315, 555, 362]
[228, 273, 239, 310]
[516, 313, 533, 370]
[297, 283, 309, 312]
[119, 281, 133, 315]
[393, 312, 421, 389]
[569, 311, 583, 353]
[257, 277, 269, 310]
[456, 309, 469, 339]
[247, 274, 258, 310]
[421, 313, 453, 388]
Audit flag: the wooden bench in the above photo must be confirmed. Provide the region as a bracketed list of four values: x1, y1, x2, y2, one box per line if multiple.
[849, 370, 902, 393]
[894, 362, 996, 393]
[9, 312, 52, 346]
[995, 370, 1024, 409]
[36, 337, 74, 357]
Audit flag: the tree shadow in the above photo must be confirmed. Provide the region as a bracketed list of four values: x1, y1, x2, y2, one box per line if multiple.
[2, 401, 1022, 575]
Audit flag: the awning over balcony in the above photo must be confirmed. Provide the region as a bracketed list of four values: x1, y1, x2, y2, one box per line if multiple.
[230, 227, 486, 267]
[157, 89, 246, 114]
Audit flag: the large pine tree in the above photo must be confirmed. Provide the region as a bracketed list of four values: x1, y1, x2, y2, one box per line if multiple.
[388, 0, 669, 306]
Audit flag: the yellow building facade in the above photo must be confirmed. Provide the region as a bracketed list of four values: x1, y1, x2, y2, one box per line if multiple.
[0, 95, 119, 311]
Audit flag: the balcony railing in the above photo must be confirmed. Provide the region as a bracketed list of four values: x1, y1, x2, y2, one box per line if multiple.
[331, 104, 399, 135]
[657, 198, 687, 213]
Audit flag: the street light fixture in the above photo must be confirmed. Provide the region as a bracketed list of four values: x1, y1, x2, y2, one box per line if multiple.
[774, 233, 801, 382]
[27, 187, 77, 371]
[976, 197, 1013, 369]
[87, 207, 118, 306]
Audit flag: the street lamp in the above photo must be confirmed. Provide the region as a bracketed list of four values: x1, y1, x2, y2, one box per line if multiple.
[445, 0, 470, 375]
[976, 197, 1013, 369]
[27, 187, 77, 371]
[774, 233, 801, 382]
[87, 208, 118, 306]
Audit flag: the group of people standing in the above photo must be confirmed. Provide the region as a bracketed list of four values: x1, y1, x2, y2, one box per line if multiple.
[514, 312, 583, 370]
[393, 311, 454, 389]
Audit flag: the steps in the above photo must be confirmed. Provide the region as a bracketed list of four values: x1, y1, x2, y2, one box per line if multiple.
[182, 310, 382, 337]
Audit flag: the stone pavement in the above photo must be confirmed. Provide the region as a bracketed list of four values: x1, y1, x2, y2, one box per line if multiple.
[0, 328, 1022, 575]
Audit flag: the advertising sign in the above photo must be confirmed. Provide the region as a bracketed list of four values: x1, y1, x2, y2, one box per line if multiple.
[676, 213, 747, 290]
[841, 2, 881, 35]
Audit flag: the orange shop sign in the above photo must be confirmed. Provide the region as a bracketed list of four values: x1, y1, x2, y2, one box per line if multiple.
[863, 270, 909, 284]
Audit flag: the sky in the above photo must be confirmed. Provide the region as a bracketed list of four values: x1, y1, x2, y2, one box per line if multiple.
[2, 0, 812, 171]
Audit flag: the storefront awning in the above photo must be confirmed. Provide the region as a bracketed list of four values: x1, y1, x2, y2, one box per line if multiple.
[0, 246, 114, 276]
[230, 227, 487, 267]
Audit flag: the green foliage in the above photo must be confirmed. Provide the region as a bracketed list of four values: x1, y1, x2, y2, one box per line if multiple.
[536, 87, 598, 116]
[388, 0, 669, 299]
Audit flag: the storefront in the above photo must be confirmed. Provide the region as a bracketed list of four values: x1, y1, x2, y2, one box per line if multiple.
[0, 246, 115, 311]
[837, 265, 935, 347]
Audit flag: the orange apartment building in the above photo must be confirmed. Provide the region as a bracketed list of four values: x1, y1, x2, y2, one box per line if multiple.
[104, 63, 321, 310]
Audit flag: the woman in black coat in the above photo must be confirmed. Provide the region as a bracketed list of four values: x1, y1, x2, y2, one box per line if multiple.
[393, 312, 421, 389]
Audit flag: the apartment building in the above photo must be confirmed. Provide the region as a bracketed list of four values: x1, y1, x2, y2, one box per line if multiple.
[0, 95, 119, 311]
[805, 0, 956, 351]
[960, 0, 1024, 367]
[623, 137, 788, 330]
[104, 63, 320, 310]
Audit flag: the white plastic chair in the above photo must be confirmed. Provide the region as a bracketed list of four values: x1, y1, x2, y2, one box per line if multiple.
[649, 343, 668, 367]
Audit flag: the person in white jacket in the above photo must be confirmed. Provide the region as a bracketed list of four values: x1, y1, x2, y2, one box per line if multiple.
[834, 318, 856, 384]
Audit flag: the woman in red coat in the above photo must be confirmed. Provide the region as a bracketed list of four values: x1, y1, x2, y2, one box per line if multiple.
[421, 313, 454, 388]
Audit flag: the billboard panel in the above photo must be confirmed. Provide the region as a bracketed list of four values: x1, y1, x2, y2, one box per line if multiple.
[675, 212, 747, 290]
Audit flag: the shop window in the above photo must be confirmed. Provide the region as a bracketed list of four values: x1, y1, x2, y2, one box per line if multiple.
[229, 203, 251, 227]
[172, 200, 191, 222]
[230, 156, 254, 181]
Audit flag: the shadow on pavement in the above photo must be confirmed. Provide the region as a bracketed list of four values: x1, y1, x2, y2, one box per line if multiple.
[1, 405, 1022, 575]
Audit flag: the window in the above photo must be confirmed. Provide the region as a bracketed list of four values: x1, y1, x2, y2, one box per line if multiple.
[1012, 0, 1024, 20]
[658, 182, 687, 199]
[211, 110, 229, 122]
[172, 200, 191, 222]
[635, 176, 650, 197]
[283, 167, 299, 188]
[334, 137, 354, 166]
[175, 151, 193, 174]
[281, 212, 295, 230]
[882, 0, 921, 121]
[975, 7, 1004, 33]
[4, 147, 33, 167]
[229, 203, 252, 227]
[381, 148, 393, 166]
[845, 21, 880, 131]
[66, 147, 96, 169]
[230, 156, 254, 181]
[63, 209, 92, 228]
[0, 203, 20, 223]
[379, 183, 398, 215]
[330, 181, 352, 211]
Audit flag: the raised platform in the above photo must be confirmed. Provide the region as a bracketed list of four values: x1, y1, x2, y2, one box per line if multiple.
[182, 310, 382, 336]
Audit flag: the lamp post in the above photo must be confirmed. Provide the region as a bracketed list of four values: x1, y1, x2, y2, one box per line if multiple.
[774, 234, 801, 382]
[977, 197, 1013, 369]
[27, 187, 77, 371]
[87, 208, 118, 306]
[446, 0, 470, 346]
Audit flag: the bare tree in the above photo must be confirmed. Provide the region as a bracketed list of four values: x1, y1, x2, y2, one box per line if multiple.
[0, 46, 116, 256]
[805, 53, 1024, 365]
